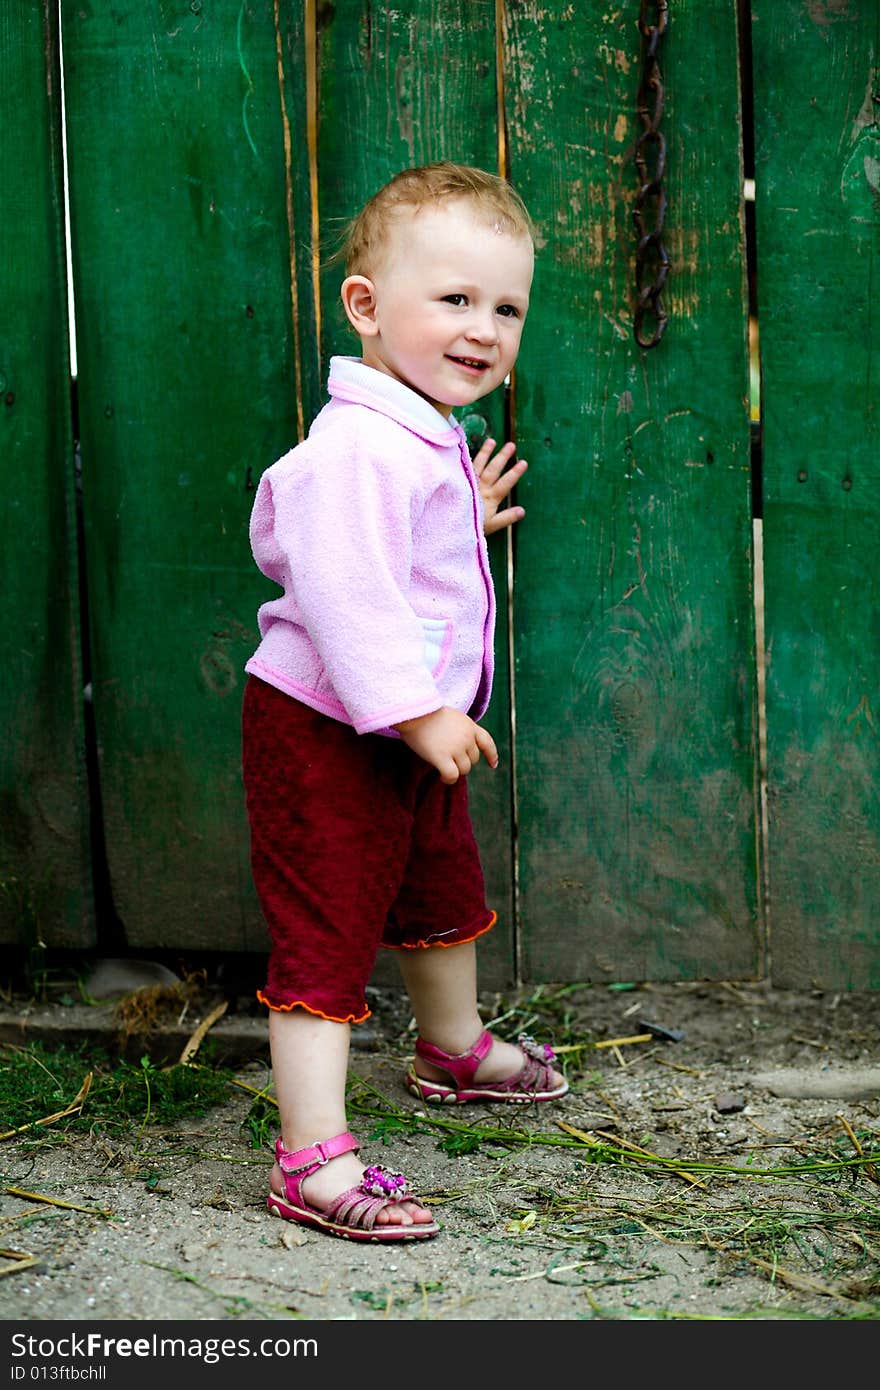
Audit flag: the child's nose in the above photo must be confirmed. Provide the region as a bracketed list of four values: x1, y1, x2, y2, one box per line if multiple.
[465, 310, 498, 344]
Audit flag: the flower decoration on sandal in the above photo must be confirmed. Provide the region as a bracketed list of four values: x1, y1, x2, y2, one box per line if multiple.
[360, 1164, 411, 1199]
[518, 1033, 557, 1064]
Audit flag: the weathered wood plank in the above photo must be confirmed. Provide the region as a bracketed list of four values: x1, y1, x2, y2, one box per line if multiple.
[62, 0, 315, 949]
[505, 0, 760, 981]
[752, 0, 880, 987]
[314, 0, 516, 986]
[0, 2, 92, 947]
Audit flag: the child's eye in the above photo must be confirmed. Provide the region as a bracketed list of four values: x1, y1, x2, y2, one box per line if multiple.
[442, 294, 467, 306]
[497, 304, 520, 318]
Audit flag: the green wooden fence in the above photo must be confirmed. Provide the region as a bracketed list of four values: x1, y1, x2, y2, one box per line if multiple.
[752, 0, 880, 987]
[1, 2, 91, 951]
[1, 1, 877, 990]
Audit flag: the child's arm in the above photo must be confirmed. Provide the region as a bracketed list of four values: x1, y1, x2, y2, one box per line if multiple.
[394, 707, 499, 785]
[472, 437, 528, 536]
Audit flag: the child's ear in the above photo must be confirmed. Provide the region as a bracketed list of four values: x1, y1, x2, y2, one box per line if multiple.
[341, 275, 379, 336]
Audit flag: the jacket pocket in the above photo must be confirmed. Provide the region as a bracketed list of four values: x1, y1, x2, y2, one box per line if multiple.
[420, 616, 454, 679]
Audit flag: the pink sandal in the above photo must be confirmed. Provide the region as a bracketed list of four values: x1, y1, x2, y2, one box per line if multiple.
[405, 1029, 569, 1104]
[267, 1132, 439, 1242]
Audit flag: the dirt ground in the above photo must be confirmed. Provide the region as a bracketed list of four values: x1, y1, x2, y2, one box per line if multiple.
[1, 970, 879, 1327]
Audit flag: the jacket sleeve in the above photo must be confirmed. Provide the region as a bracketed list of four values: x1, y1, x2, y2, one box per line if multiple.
[251, 421, 445, 733]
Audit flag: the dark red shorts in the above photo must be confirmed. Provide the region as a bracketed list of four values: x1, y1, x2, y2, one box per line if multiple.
[241, 676, 495, 1023]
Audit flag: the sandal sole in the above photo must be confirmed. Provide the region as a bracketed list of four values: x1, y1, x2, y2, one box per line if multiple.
[266, 1194, 439, 1242]
[405, 1069, 569, 1104]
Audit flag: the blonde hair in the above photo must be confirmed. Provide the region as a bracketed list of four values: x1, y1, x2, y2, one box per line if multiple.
[339, 161, 535, 277]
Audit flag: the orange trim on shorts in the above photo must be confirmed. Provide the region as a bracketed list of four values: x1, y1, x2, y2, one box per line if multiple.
[381, 910, 497, 951]
[255, 991, 372, 1024]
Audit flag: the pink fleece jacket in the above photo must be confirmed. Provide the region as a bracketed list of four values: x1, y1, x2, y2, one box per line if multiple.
[244, 356, 496, 736]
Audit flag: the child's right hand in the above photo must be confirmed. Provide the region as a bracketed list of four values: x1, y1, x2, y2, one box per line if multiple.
[472, 436, 528, 535]
[393, 707, 499, 785]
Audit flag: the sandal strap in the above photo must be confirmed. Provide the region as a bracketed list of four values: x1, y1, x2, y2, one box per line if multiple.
[329, 1187, 395, 1232]
[499, 1051, 554, 1093]
[414, 1028, 493, 1089]
[275, 1130, 360, 1177]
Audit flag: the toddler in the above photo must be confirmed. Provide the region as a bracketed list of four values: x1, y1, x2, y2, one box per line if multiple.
[241, 161, 567, 1243]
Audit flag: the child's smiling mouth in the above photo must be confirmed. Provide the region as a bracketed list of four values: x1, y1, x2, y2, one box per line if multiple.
[447, 355, 490, 373]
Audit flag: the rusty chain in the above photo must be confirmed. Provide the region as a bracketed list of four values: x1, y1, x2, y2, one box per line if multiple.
[633, 0, 670, 348]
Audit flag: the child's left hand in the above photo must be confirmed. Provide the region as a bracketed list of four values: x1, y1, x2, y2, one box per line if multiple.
[472, 437, 528, 536]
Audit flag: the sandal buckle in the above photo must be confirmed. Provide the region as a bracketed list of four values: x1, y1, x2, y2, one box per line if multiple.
[278, 1134, 351, 1175]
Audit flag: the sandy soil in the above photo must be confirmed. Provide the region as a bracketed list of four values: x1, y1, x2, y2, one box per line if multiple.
[2, 976, 879, 1328]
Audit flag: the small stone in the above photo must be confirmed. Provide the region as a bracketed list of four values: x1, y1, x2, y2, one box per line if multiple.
[85, 958, 180, 1000]
[205, 1190, 234, 1210]
[713, 1092, 745, 1114]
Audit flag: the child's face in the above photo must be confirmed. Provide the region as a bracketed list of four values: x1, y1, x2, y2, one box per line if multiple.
[348, 199, 534, 417]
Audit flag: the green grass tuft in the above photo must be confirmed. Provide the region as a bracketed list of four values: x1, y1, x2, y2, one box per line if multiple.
[1, 1040, 235, 1136]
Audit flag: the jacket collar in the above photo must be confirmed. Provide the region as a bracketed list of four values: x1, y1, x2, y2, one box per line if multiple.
[327, 356, 464, 446]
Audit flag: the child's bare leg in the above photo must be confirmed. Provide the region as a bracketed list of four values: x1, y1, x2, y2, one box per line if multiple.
[397, 940, 565, 1089]
[268, 1008, 432, 1227]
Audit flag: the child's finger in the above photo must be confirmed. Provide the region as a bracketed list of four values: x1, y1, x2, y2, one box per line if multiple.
[481, 441, 517, 480]
[484, 505, 525, 536]
[471, 437, 496, 473]
[474, 438, 517, 479]
[474, 725, 499, 769]
[491, 457, 527, 497]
